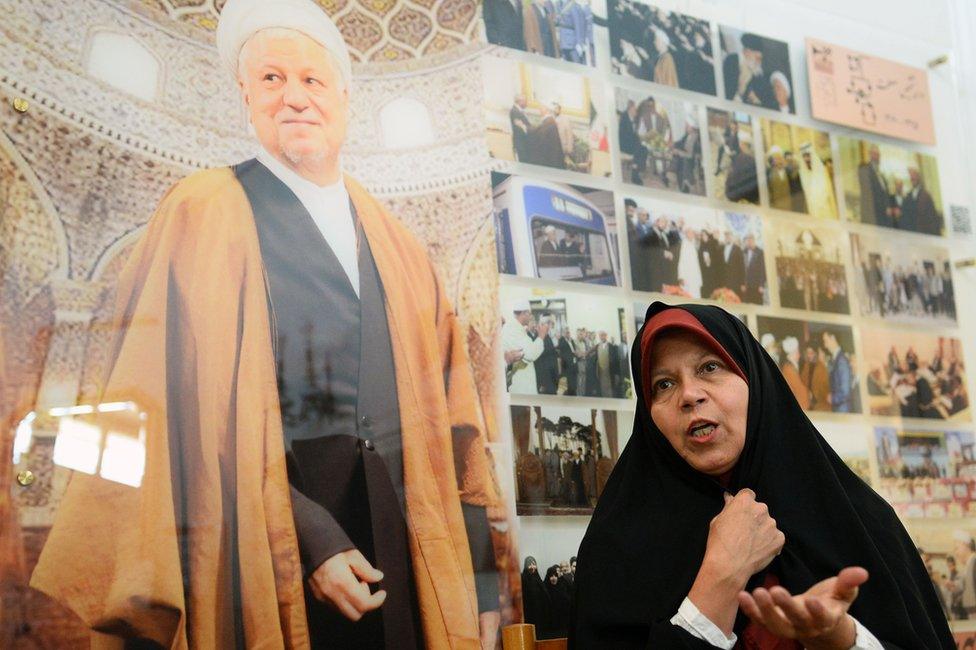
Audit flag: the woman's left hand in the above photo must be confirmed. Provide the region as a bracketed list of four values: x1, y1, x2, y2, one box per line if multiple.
[737, 567, 869, 650]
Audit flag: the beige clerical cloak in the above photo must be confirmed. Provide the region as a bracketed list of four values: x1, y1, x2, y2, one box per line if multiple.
[30, 167, 502, 649]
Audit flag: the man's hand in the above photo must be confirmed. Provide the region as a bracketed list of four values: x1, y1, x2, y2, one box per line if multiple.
[480, 610, 501, 649]
[308, 549, 387, 622]
[504, 348, 525, 365]
[738, 567, 868, 650]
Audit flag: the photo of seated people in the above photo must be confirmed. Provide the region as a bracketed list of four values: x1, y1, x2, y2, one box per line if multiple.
[608, 0, 715, 95]
[874, 427, 976, 519]
[500, 288, 630, 398]
[757, 316, 862, 413]
[850, 232, 957, 325]
[839, 135, 945, 235]
[484, 57, 611, 175]
[483, 0, 598, 67]
[520, 554, 580, 640]
[863, 331, 969, 420]
[772, 223, 851, 315]
[492, 172, 621, 285]
[707, 108, 760, 205]
[719, 27, 795, 113]
[616, 89, 704, 193]
[624, 197, 768, 304]
[510, 405, 632, 515]
[761, 119, 839, 219]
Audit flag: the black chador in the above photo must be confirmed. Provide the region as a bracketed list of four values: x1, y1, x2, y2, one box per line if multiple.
[235, 160, 497, 649]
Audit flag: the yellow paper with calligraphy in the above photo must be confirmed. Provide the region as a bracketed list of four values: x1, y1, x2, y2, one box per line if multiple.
[806, 38, 935, 145]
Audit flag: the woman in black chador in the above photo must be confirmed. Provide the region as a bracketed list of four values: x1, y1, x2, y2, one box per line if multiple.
[521, 557, 551, 636]
[571, 302, 954, 648]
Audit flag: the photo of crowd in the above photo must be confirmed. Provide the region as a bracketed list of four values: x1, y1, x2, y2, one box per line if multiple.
[608, 0, 716, 95]
[510, 405, 631, 516]
[501, 286, 630, 398]
[492, 172, 621, 286]
[839, 135, 944, 235]
[862, 331, 969, 421]
[850, 232, 957, 325]
[707, 108, 759, 205]
[719, 27, 795, 113]
[483, 0, 597, 67]
[760, 119, 839, 219]
[624, 197, 768, 304]
[616, 89, 704, 194]
[520, 553, 580, 639]
[875, 427, 976, 519]
[756, 316, 861, 413]
[771, 222, 850, 314]
[483, 57, 610, 175]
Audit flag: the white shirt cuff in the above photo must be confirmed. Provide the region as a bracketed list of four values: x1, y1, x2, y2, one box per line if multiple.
[851, 615, 884, 650]
[670, 597, 736, 649]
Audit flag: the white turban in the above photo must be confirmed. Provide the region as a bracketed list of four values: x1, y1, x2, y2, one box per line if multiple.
[216, 0, 352, 86]
[782, 336, 799, 355]
[512, 300, 531, 313]
[953, 530, 973, 545]
[760, 333, 776, 350]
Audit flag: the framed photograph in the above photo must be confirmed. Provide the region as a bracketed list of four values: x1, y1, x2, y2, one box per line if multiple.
[510, 404, 633, 515]
[493, 172, 621, 286]
[616, 88, 704, 195]
[484, 0, 599, 68]
[719, 27, 794, 113]
[756, 316, 861, 414]
[483, 57, 611, 176]
[707, 108, 759, 205]
[861, 330, 969, 421]
[849, 232, 956, 325]
[838, 135, 944, 235]
[819, 421, 873, 486]
[770, 221, 850, 314]
[874, 426, 976, 519]
[624, 197, 767, 304]
[500, 284, 631, 398]
[760, 119, 838, 219]
[909, 526, 976, 624]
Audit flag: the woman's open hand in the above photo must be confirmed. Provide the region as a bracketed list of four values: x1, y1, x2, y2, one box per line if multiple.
[737, 567, 868, 650]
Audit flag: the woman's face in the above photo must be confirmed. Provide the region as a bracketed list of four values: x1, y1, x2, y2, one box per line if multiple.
[647, 329, 749, 477]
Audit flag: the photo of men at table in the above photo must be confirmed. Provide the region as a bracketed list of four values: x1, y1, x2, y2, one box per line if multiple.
[756, 316, 861, 413]
[500, 288, 630, 398]
[719, 27, 795, 114]
[839, 135, 945, 236]
[484, 57, 611, 176]
[616, 89, 704, 194]
[707, 108, 759, 204]
[850, 232, 957, 325]
[760, 119, 838, 219]
[509, 405, 632, 515]
[771, 222, 850, 315]
[483, 0, 597, 67]
[862, 330, 969, 421]
[608, 0, 716, 95]
[624, 197, 768, 304]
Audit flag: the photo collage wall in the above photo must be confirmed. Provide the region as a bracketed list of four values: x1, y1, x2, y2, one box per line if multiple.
[482, 0, 971, 636]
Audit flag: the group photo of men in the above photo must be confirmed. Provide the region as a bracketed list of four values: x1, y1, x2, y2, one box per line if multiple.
[864, 333, 969, 421]
[850, 233, 957, 325]
[509, 405, 628, 515]
[914, 529, 976, 624]
[772, 224, 851, 315]
[707, 108, 760, 204]
[719, 28, 795, 113]
[483, 0, 597, 66]
[761, 119, 839, 218]
[484, 57, 611, 175]
[625, 198, 768, 304]
[757, 316, 861, 413]
[616, 90, 705, 194]
[840, 136, 945, 236]
[608, 0, 716, 94]
[500, 290, 630, 398]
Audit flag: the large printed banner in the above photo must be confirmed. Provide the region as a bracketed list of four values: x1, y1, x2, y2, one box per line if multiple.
[806, 37, 936, 145]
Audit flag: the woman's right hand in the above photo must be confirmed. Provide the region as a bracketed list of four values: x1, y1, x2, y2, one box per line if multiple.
[685, 489, 785, 637]
[704, 489, 785, 585]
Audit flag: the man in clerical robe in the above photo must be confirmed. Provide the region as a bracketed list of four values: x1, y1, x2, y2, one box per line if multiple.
[30, 1, 505, 648]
